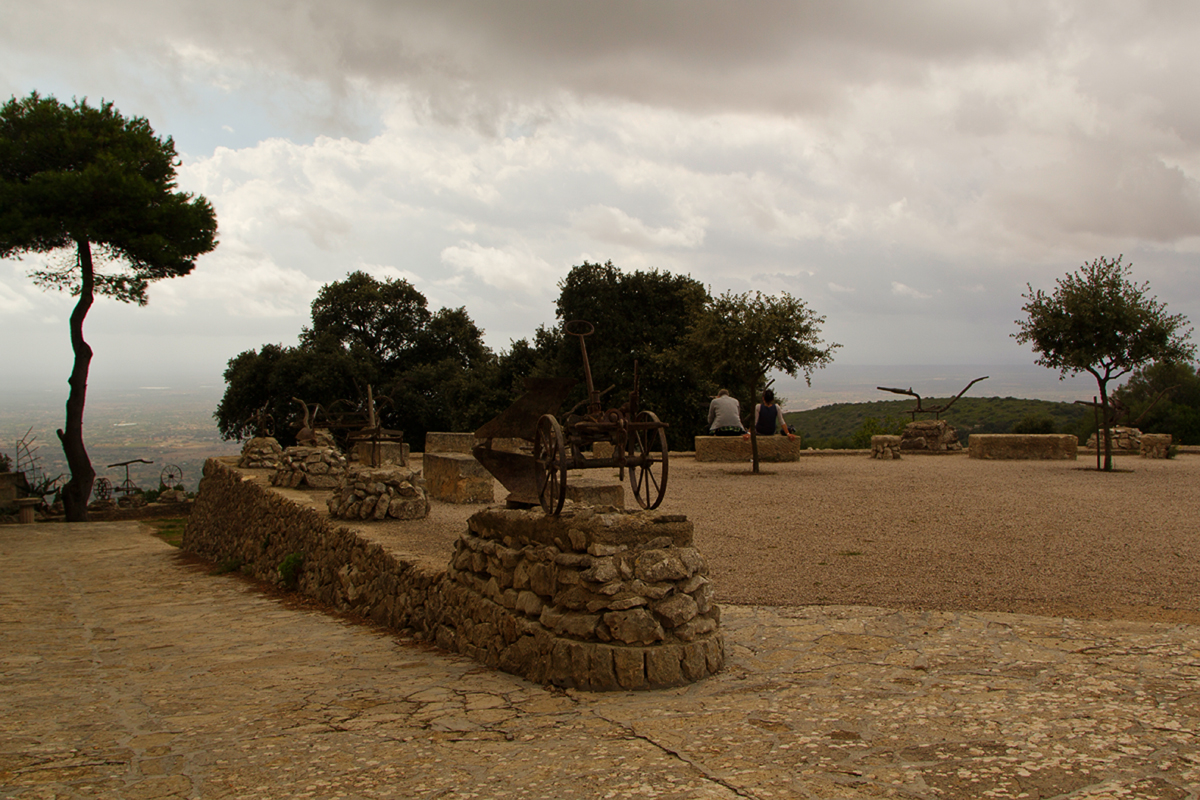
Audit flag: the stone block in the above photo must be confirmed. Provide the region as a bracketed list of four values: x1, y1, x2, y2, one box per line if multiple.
[354, 441, 408, 467]
[968, 434, 1078, 460]
[1141, 433, 1172, 459]
[694, 435, 801, 462]
[423, 452, 495, 504]
[564, 478, 625, 508]
[871, 435, 902, 460]
[426, 432, 526, 454]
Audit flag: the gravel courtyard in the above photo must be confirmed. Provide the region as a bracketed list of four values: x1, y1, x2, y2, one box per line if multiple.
[381, 451, 1200, 625]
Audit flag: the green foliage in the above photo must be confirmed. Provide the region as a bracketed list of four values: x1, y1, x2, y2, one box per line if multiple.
[687, 289, 839, 408]
[278, 552, 304, 589]
[145, 517, 186, 547]
[216, 556, 244, 575]
[550, 261, 712, 450]
[787, 397, 1088, 449]
[1113, 360, 1200, 445]
[1011, 414, 1056, 434]
[1013, 255, 1194, 469]
[0, 92, 218, 302]
[215, 272, 515, 449]
[850, 416, 907, 449]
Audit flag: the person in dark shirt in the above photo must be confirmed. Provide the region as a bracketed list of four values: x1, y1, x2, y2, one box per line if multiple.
[751, 389, 796, 441]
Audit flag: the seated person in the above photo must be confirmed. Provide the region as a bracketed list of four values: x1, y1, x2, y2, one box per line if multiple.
[751, 389, 796, 441]
[707, 388, 746, 436]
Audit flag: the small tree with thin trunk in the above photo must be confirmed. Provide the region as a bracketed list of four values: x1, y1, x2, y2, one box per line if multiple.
[1013, 256, 1194, 471]
[688, 290, 839, 471]
[0, 92, 218, 520]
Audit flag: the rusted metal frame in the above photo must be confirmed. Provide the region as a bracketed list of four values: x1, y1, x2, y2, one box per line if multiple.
[877, 376, 989, 420]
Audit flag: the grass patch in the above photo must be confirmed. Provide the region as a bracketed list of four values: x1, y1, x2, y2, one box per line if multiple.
[144, 517, 187, 548]
[836, 550, 864, 557]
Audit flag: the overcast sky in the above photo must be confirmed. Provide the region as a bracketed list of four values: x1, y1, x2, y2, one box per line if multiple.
[3, 1, 1199, 404]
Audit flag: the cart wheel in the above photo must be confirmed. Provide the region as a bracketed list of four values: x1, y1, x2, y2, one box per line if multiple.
[93, 477, 112, 503]
[160, 464, 183, 489]
[630, 411, 669, 510]
[533, 414, 568, 515]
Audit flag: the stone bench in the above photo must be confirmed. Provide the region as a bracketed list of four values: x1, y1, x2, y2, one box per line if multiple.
[694, 435, 801, 463]
[423, 452, 495, 503]
[968, 434, 1078, 460]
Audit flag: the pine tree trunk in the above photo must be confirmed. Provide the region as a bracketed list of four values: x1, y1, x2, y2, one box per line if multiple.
[57, 239, 96, 522]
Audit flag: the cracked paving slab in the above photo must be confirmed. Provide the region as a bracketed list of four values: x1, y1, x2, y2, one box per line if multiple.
[2, 522, 1199, 799]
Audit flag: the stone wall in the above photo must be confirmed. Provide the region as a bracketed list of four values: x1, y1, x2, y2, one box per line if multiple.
[1085, 426, 1141, 452]
[327, 465, 430, 520]
[694, 436, 801, 462]
[184, 458, 722, 690]
[426, 432, 525, 455]
[238, 437, 283, 470]
[968, 434, 1078, 460]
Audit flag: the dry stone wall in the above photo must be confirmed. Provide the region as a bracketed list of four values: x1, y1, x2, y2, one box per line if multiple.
[327, 465, 430, 521]
[968, 434, 1078, 460]
[871, 435, 902, 460]
[1141, 433, 1172, 459]
[271, 446, 348, 490]
[900, 420, 961, 452]
[184, 458, 722, 690]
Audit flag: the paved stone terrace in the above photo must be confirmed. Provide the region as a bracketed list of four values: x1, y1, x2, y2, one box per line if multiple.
[4, 522, 1200, 799]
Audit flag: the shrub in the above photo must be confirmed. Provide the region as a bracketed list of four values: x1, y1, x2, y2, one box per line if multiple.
[278, 552, 304, 590]
[1011, 414, 1056, 434]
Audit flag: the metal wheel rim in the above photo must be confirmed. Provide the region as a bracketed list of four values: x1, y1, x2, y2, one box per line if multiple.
[533, 415, 567, 515]
[630, 411, 668, 509]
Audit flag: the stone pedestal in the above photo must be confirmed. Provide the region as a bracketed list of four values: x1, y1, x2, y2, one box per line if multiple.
[694, 436, 800, 462]
[15, 498, 39, 524]
[1141, 433, 1172, 459]
[445, 507, 724, 690]
[354, 441, 408, 467]
[1086, 426, 1141, 452]
[871, 435, 902, 459]
[271, 447, 348, 489]
[424, 452, 495, 504]
[327, 465, 429, 520]
[239, 437, 283, 470]
[900, 420, 961, 452]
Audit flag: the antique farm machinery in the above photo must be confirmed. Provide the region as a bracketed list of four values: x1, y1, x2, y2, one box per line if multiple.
[473, 320, 669, 515]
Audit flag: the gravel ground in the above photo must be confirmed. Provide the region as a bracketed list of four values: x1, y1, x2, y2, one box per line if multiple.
[368, 452, 1200, 624]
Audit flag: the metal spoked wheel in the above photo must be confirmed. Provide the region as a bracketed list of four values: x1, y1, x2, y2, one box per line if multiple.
[533, 414, 568, 515]
[92, 477, 112, 503]
[629, 411, 669, 510]
[160, 464, 183, 489]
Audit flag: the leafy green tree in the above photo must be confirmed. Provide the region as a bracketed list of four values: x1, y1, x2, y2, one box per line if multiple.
[0, 92, 218, 520]
[216, 272, 506, 450]
[1013, 256, 1194, 470]
[552, 261, 712, 449]
[688, 290, 839, 413]
[1114, 361, 1200, 445]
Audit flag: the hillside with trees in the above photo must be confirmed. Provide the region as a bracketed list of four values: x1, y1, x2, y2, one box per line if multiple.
[784, 397, 1092, 449]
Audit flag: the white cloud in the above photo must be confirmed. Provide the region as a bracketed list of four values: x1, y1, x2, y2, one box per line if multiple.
[572, 205, 706, 249]
[828, 282, 855, 293]
[440, 242, 556, 293]
[891, 282, 932, 300]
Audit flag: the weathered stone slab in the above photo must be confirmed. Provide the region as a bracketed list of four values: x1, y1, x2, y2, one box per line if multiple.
[694, 436, 801, 462]
[564, 479, 624, 508]
[424, 452, 495, 503]
[969, 434, 1078, 460]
